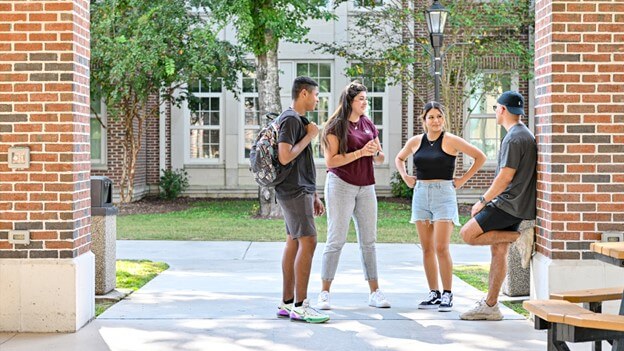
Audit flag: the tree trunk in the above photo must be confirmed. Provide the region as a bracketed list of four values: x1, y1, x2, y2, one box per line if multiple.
[256, 38, 283, 218]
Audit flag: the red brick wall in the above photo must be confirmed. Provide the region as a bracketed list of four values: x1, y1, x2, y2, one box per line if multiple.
[534, 0, 624, 260]
[91, 95, 162, 199]
[0, 0, 91, 259]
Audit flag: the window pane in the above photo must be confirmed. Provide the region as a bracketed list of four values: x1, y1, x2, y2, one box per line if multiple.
[244, 97, 260, 125]
[319, 63, 331, 77]
[319, 78, 331, 93]
[297, 63, 308, 76]
[189, 129, 220, 159]
[90, 118, 102, 160]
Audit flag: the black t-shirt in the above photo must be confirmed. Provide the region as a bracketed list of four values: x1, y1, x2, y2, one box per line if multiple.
[275, 110, 316, 199]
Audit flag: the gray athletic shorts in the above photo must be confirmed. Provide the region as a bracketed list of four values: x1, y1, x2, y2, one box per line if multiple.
[277, 192, 317, 239]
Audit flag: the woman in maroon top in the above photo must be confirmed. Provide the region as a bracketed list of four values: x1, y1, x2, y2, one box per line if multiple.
[316, 81, 391, 310]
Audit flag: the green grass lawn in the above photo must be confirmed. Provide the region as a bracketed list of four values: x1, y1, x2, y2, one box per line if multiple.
[95, 260, 169, 316]
[118, 199, 469, 243]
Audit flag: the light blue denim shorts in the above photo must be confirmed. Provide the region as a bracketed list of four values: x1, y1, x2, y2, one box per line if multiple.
[410, 180, 460, 226]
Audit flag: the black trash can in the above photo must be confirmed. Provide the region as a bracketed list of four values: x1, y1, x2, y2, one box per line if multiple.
[91, 176, 112, 208]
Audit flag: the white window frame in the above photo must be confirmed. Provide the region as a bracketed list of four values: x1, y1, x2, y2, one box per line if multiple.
[351, 0, 385, 11]
[349, 70, 389, 164]
[294, 61, 333, 160]
[240, 69, 261, 163]
[90, 98, 107, 169]
[463, 70, 518, 169]
[184, 81, 223, 165]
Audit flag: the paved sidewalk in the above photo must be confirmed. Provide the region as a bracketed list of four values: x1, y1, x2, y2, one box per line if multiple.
[0, 241, 568, 350]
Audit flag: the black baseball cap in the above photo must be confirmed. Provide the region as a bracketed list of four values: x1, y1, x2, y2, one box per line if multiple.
[497, 91, 525, 116]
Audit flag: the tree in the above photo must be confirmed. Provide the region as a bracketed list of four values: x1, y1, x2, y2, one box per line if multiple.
[201, 0, 334, 217]
[315, 0, 534, 135]
[91, 0, 249, 202]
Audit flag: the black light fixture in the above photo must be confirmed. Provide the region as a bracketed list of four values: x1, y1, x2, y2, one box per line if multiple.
[424, 0, 448, 102]
[425, 0, 448, 35]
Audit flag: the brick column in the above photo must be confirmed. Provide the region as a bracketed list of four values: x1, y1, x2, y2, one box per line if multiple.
[532, 0, 624, 301]
[0, 0, 94, 332]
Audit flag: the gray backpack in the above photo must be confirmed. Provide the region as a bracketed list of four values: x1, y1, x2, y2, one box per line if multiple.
[249, 110, 298, 187]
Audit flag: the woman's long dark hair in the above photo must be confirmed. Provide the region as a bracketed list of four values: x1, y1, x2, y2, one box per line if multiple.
[322, 81, 367, 155]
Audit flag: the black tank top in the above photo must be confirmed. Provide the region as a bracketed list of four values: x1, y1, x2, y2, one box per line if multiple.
[412, 132, 456, 180]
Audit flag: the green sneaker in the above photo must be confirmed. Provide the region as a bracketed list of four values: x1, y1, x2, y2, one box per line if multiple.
[290, 299, 329, 324]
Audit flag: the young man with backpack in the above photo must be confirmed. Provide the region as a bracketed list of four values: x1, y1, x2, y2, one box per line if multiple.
[274, 76, 329, 323]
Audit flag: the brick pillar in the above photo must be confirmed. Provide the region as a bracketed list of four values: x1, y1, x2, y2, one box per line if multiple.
[532, 0, 624, 301]
[0, 0, 94, 332]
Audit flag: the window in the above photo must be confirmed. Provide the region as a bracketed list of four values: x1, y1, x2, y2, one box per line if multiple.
[241, 69, 266, 160]
[90, 91, 106, 168]
[188, 79, 222, 162]
[349, 63, 387, 154]
[464, 72, 516, 166]
[296, 62, 332, 158]
[354, 0, 384, 7]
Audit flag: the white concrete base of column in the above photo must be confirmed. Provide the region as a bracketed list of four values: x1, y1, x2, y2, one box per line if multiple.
[0, 252, 95, 332]
[531, 252, 624, 315]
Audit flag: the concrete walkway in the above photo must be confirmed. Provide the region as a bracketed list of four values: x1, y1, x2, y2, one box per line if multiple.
[0, 241, 577, 350]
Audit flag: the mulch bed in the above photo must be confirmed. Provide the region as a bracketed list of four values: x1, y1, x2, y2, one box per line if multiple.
[117, 197, 205, 216]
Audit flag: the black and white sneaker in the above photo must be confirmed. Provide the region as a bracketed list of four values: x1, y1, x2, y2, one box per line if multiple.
[418, 290, 441, 309]
[439, 291, 453, 312]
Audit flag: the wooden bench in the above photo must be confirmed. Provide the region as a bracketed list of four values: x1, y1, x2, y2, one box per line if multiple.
[524, 299, 624, 351]
[550, 286, 624, 313]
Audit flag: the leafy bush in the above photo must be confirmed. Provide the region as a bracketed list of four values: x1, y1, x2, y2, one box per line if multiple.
[159, 168, 189, 200]
[390, 171, 413, 199]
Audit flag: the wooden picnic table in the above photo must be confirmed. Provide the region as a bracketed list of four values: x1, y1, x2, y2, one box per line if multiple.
[591, 242, 624, 351]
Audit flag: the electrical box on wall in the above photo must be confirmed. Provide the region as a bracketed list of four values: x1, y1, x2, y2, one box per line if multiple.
[8, 230, 30, 245]
[601, 231, 624, 243]
[8, 146, 30, 169]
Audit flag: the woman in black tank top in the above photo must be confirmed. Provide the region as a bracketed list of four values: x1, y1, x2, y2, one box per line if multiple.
[394, 101, 486, 312]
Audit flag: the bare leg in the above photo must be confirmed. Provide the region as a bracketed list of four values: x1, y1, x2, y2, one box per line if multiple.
[282, 234, 298, 302]
[368, 280, 380, 293]
[321, 280, 332, 292]
[433, 220, 454, 291]
[486, 242, 510, 306]
[417, 221, 439, 291]
[294, 235, 317, 303]
[461, 218, 519, 246]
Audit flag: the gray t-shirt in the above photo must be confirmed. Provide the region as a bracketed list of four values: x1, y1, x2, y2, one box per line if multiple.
[491, 122, 537, 219]
[274, 110, 316, 200]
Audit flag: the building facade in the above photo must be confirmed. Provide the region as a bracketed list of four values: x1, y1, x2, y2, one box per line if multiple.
[92, 1, 532, 202]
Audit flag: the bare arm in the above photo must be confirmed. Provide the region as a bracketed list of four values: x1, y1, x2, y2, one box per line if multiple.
[445, 133, 487, 188]
[394, 135, 422, 188]
[323, 133, 372, 168]
[277, 122, 319, 165]
[371, 137, 384, 165]
[471, 167, 516, 216]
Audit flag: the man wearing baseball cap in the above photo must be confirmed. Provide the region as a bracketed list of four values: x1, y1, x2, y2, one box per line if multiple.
[458, 90, 537, 321]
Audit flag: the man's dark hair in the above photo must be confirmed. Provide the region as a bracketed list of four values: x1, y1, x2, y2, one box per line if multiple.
[291, 76, 319, 100]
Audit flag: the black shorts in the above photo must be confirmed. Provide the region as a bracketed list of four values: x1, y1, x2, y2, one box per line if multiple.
[474, 203, 523, 233]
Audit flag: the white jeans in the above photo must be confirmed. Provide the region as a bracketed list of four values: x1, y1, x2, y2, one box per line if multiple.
[321, 172, 378, 281]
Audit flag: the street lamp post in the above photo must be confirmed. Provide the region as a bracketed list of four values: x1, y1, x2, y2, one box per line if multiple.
[425, 0, 448, 102]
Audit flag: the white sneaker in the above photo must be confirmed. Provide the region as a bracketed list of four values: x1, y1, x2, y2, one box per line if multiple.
[459, 298, 503, 321]
[317, 290, 331, 310]
[368, 289, 391, 308]
[290, 299, 330, 323]
[515, 222, 535, 269]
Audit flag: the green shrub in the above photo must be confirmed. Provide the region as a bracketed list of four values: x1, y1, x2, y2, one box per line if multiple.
[390, 171, 413, 198]
[159, 168, 189, 200]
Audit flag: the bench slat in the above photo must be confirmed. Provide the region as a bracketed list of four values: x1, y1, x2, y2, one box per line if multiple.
[591, 242, 624, 259]
[523, 300, 594, 323]
[550, 286, 624, 303]
[565, 313, 624, 332]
